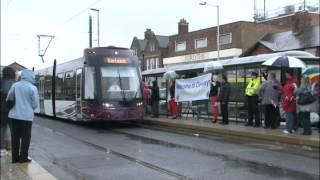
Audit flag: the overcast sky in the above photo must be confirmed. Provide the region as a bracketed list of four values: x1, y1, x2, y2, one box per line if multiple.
[1, 0, 316, 69]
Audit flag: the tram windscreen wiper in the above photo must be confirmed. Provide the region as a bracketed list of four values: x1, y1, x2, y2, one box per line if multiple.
[117, 69, 127, 102]
[132, 91, 138, 101]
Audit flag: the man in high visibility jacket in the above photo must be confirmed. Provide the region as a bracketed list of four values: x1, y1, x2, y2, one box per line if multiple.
[245, 72, 261, 127]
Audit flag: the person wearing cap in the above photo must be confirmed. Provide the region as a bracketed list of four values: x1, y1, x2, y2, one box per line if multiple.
[245, 72, 261, 127]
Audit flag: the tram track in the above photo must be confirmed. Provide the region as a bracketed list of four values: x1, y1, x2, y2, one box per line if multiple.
[107, 128, 319, 179]
[33, 118, 319, 180]
[121, 122, 319, 158]
[34, 123, 192, 180]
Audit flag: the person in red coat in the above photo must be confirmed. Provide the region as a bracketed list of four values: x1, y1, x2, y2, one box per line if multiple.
[276, 70, 298, 134]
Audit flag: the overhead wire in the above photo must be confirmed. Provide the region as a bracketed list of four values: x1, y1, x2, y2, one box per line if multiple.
[60, 0, 103, 26]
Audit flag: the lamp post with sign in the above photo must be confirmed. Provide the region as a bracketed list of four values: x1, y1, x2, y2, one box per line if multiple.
[199, 1, 220, 61]
[90, 8, 100, 47]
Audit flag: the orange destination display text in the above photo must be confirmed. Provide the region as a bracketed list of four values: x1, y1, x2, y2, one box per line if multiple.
[105, 58, 128, 64]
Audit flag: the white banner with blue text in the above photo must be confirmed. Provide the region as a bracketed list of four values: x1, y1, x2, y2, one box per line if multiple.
[175, 74, 211, 102]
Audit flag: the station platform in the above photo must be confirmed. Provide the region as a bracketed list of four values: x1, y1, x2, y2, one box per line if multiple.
[0, 151, 56, 180]
[142, 116, 320, 149]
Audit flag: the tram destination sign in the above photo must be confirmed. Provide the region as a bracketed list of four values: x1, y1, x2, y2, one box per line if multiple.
[105, 57, 128, 64]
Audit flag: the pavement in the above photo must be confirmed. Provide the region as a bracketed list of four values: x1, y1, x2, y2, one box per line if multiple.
[142, 115, 320, 149]
[0, 151, 56, 180]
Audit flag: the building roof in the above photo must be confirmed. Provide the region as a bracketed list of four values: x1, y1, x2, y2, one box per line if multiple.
[1, 62, 27, 72]
[155, 35, 169, 48]
[133, 34, 169, 52]
[242, 25, 320, 56]
[137, 39, 147, 51]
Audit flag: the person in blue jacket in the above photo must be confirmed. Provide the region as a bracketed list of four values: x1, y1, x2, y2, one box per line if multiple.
[7, 69, 39, 163]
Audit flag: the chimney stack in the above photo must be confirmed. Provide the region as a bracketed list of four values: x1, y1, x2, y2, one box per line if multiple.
[293, 11, 312, 34]
[178, 18, 189, 34]
[144, 28, 154, 39]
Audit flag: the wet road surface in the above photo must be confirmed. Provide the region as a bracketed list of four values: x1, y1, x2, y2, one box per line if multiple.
[30, 116, 320, 180]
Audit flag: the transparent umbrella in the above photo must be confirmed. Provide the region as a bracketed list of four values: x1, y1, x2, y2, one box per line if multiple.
[203, 61, 223, 73]
[163, 70, 178, 80]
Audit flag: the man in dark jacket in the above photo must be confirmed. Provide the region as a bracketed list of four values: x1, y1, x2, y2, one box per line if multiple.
[0, 66, 16, 157]
[149, 81, 160, 118]
[219, 76, 231, 124]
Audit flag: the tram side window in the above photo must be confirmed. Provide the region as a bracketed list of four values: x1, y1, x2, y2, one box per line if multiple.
[35, 75, 40, 91]
[56, 73, 64, 100]
[64, 71, 75, 100]
[44, 75, 52, 99]
[76, 69, 82, 99]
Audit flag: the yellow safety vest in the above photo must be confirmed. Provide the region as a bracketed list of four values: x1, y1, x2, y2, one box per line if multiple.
[245, 78, 261, 96]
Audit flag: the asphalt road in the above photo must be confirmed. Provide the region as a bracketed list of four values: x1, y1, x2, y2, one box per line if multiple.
[30, 116, 320, 180]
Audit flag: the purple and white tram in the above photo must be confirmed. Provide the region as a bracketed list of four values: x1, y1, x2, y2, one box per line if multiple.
[35, 46, 145, 121]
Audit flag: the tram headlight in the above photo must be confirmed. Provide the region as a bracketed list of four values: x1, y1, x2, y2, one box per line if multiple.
[136, 101, 143, 107]
[103, 102, 113, 108]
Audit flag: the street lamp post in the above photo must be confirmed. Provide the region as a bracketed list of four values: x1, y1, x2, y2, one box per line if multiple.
[199, 1, 220, 61]
[90, 8, 100, 47]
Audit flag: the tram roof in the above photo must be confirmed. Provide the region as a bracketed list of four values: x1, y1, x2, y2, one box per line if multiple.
[142, 51, 319, 76]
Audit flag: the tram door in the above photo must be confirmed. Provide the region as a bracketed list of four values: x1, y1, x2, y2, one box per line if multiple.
[75, 69, 82, 118]
[39, 76, 45, 114]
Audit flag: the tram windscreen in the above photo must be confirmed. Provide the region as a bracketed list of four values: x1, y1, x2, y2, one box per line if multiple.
[101, 66, 142, 100]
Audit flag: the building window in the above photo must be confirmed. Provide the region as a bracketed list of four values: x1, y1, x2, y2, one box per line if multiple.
[133, 48, 138, 56]
[219, 33, 232, 45]
[195, 38, 207, 49]
[175, 41, 186, 52]
[152, 58, 155, 69]
[155, 58, 159, 69]
[149, 43, 155, 52]
[146, 59, 150, 70]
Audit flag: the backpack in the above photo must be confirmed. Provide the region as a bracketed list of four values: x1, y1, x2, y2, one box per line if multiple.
[5, 87, 16, 109]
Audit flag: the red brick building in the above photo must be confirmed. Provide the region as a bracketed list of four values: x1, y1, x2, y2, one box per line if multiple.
[163, 19, 287, 67]
[259, 11, 319, 32]
[131, 11, 319, 69]
[241, 25, 320, 57]
[242, 12, 320, 56]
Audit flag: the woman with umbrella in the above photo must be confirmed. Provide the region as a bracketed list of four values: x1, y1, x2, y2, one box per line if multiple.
[275, 70, 298, 134]
[263, 56, 306, 134]
[295, 76, 317, 135]
[303, 65, 320, 133]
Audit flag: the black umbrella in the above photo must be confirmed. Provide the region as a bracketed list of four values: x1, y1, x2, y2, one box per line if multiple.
[262, 56, 306, 68]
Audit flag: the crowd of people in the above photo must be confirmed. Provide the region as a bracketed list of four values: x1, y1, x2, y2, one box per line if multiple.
[0, 66, 39, 163]
[144, 70, 319, 135]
